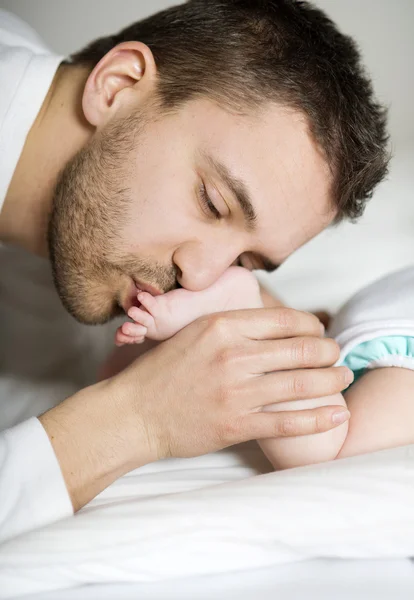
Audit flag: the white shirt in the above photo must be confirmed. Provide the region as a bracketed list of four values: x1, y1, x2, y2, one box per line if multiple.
[0, 9, 63, 208]
[0, 9, 95, 543]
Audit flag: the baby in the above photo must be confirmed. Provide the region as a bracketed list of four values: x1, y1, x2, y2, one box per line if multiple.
[99, 266, 414, 470]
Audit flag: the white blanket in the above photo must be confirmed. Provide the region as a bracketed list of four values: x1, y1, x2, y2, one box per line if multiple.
[1, 441, 413, 598]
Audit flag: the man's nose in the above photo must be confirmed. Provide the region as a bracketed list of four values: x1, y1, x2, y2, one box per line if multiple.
[173, 242, 240, 291]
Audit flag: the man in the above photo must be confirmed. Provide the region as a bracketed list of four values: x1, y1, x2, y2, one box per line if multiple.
[0, 0, 388, 542]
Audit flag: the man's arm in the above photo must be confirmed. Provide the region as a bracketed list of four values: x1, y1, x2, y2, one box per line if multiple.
[0, 378, 153, 544]
[38, 379, 154, 513]
[1, 307, 350, 543]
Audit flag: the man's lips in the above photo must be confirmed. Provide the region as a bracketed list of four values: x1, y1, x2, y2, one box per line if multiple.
[133, 279, 163, 297]
[120, 278, 163, 314]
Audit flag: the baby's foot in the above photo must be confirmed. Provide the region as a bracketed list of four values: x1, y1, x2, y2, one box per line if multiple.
[115, 266, 263, 345]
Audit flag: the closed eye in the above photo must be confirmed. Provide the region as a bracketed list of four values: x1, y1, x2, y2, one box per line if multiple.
[198, 182, 221, 220]
[237, 254, 280, 273]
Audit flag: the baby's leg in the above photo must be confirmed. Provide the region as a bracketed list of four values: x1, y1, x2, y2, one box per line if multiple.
[261, 364, 414, 470]
[337, 367, 414, 459]
[258, 393, 349, 470]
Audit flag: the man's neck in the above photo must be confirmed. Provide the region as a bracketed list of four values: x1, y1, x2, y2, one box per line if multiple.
[0, 64, 93, 257]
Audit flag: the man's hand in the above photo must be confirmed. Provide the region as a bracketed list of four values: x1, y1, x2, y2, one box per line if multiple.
[41, 307, 351, 512]
[112, 307, 351, 461]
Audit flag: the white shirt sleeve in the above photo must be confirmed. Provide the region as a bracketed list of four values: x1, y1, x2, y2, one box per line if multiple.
[0, 417, 73, 543]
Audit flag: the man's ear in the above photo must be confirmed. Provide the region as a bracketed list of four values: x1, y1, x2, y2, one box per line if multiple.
[82, 41, 157, 127]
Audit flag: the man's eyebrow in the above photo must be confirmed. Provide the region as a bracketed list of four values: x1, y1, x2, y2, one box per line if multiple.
[200, 151, 258, 232]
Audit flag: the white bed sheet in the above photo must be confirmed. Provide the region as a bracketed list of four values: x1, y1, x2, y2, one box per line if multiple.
[2, 441, 414, 598]
[21, 558, 414, 600]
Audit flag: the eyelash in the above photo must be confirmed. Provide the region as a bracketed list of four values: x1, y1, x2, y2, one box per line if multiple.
[198, 183, 221, 220]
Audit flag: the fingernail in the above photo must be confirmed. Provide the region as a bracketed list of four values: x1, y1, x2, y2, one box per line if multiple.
[344, 368, 354, 384]
[320, 322, 325, 336]
[332, 410, 350, 424]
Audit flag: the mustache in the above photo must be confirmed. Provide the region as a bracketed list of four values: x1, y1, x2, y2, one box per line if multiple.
[116, 256, 178, 294]
[133, 273, 178, 294]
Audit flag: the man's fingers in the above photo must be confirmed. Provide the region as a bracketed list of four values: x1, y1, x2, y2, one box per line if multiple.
[246, 405, 351, 439]
[241, 367, 353, 407]
[202, 307, 324, 341]
[246, 337, 340, 373]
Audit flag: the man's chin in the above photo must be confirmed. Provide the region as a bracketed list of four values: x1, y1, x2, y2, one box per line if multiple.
[72, 303, 124, 326]
[55, 287, 124, 326]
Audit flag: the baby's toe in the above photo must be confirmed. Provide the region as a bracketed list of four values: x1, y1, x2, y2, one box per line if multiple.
[128, 306, 155, 329]
[116, 332, 133, 346]
[121, 322, 147, 338]
[115, 326, 126, 346]
[116, 331, 146, 346]
[137, 291, 159, 316]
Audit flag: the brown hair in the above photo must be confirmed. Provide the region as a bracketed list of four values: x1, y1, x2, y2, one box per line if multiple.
[69, 0, 389, 221]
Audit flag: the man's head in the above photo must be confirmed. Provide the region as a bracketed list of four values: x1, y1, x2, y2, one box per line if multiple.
[48, 0, 389, 325]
